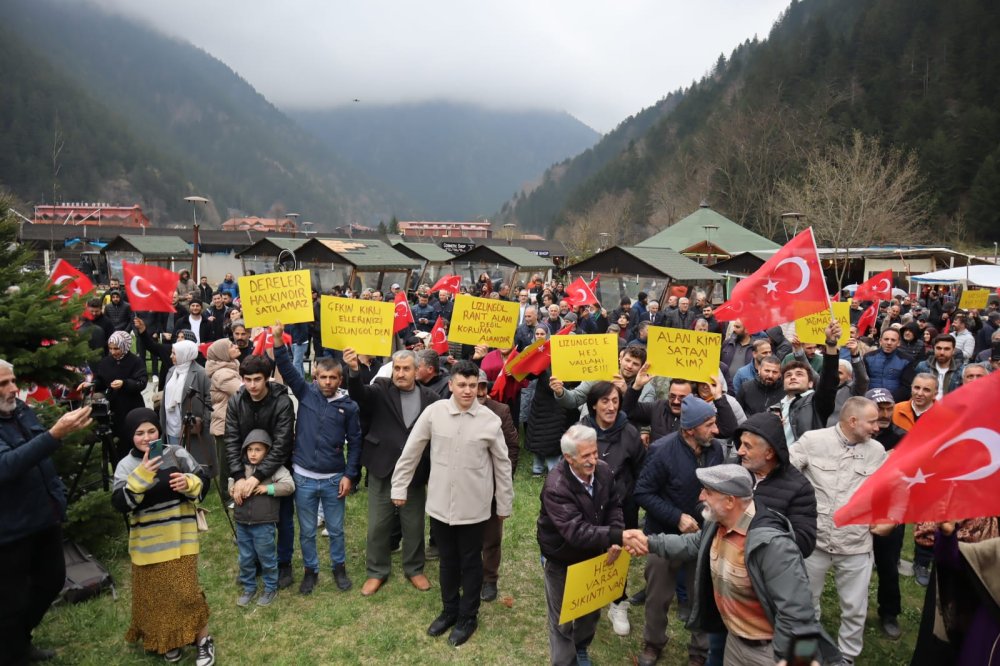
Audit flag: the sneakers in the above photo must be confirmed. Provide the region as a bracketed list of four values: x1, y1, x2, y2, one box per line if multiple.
[333, 563, 353, 591]
[195, 636, 215, 666]
[914, 563, 931, 587]
[277, 563, 294, 589]
[257, 589, 277, 606]
[480, 581, 498, 602]
[163, 649, 182, 663]
[299, 569, 319, 595]
[881, 615, 902, 639]
[236, 590, 255, 607]
[607, 600, 630, 636]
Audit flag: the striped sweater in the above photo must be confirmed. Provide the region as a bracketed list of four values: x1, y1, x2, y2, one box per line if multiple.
[111, 445, 209, 566]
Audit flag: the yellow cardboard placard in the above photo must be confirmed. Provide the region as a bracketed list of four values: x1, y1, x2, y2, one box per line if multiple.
[645, 327, 722, 384]
[794, 302, 850, 345]
[319, 296, 394, 357]
[239, 270, 314, 329]
[550, 333, 619, 382]
[559, 551, 631, 624]
[447, 294, 520, 348]
[959, 289, 990, 310]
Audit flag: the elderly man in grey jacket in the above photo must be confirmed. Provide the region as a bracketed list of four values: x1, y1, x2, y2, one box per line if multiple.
[636, 464, 839, 666]
[392, 360, 514, 648]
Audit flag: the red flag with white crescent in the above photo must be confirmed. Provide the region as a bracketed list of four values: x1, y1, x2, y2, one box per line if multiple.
[48, 259, 95, 301]
[563, 277, 599, 308]
[430, 316, 449, 354]
[588, 274, 600, 294]
[508, 322, 575, 380]
[713, 228, 829, 333]
[25, 383, 53, 404]
[430, 274, 462, 295]
[252, 327, 292, 355]
[393, 291, 415, 333]
[835, 371, 1000, 526]
[122, 262, 178, 312]
[854, 269, 894, 302]
[856, 301, 879, 337]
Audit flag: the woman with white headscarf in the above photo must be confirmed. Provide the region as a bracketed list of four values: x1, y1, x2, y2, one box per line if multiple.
[160, 340, 215, 473]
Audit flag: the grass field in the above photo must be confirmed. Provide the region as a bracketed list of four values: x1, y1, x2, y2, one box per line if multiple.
[38, 454, 924, 665]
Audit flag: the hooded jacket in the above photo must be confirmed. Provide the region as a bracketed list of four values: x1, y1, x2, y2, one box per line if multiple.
[898, 322, 926, 362]
[732, 413, 817, 556]
[581, 412, 646, 515]
[647, 501, 840, 663]
[224, 381, 295, 483]
[205, 339, 241, 437]
[229, 429, 295, 524]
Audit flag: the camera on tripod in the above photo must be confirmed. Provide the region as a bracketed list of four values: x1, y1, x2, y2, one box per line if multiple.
[89, 397, 112, 424]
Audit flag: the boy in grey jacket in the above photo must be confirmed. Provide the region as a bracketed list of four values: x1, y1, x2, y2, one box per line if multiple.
[229, 429, 294, 607]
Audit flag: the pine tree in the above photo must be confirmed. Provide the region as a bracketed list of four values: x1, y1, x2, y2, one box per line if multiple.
[0, 197, 95, 386]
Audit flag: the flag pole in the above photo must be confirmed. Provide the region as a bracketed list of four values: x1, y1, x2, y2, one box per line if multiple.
[808, 227, 836, 322]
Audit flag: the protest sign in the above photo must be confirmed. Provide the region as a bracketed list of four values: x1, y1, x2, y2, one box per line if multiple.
[794, 302, 850, 346]
[559, 551, 631, 624]
[239, 270, 314, 329]
[319, 296, 394, 357]
[646, 327, 722, 384]
[550, 333, 619, 382]
[447, 294, 519, 348]
[959, 289, 990, 310]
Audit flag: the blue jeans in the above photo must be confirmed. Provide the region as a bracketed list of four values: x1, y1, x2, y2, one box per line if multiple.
[237, 522, 278, 593]
[291, 342, 309, 378]
[531, 454, 560, 475]
[294, 472, 346, 571]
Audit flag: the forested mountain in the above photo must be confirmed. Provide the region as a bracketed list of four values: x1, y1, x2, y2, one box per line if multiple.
[291, 103, 599, 221]
[0, 0, 409, 228]
[501, 0, 1000, 245]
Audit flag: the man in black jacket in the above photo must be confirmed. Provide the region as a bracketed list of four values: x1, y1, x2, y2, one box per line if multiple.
[733, 413, 817, 557]
[225, 355, 296, 588]
[537, 424, 647, 666]
[624, 369, 737, 444]
[776, 320, 841, 447]
[736, 355, 784, 417]
[344, 347, 441, 597]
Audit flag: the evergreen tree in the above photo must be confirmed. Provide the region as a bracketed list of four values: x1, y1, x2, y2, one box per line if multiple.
[389, 215, 400, 234]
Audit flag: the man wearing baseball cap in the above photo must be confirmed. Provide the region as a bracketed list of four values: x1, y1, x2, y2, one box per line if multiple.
[639, 464, 839, 665]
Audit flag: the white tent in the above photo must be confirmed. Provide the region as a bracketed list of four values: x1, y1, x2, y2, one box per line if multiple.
[910, 265, 1000, 288]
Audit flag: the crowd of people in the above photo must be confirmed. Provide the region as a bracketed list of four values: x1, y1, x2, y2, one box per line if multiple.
[2, 266, 999, 665]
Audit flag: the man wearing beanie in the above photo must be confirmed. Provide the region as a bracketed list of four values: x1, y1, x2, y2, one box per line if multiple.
[637, 464, 840, 666]
[633, 394, 724, 666]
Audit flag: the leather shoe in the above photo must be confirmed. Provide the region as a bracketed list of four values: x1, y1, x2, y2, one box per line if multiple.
[360, 577, 385, 597]
[637, 643, 662, 666]
[408, 573, 432, 591]
[427, 612, 458, 637]
[480, 581, 498, 601]
[881, 615, 902, 639]
[447, 617, 478, 646]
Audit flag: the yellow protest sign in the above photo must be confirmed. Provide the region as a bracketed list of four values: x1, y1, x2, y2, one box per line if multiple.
[794, 302, 850, 345]
[550, 333, 619, 382]
[320, 296, 394, 357]
[447, 294, 519, 348]
[559, 551, 631, 624]
[239, 270, 314, 329]
[959, 289, 990, 310]
[645, 327, 722, 384]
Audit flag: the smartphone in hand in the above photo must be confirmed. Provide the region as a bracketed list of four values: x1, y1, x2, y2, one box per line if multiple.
[147, 438, 164, 460]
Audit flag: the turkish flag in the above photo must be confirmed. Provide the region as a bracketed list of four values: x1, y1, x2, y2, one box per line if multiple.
[252, 327, 293, 355]
[430, 316, 449, 354]
[831, 292, 840, 302]
[393, 291, 415, 333]
[588, 274, 600, 296]
[563, 277, 599, 308]
[122, 262, 178, 312]
[835, 371, 1000, 526]
[509, 322, 575, 380]
[25, 383, 53, 404]
[49, 259, 95, 301]
[713, 228, 829, 333]
[856, 301, 878, 337]
[430, 274, 461, 295]
[854, 269, 894, 302]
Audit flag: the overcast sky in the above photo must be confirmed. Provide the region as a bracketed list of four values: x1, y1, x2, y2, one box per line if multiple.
[87, 0, 791, 133]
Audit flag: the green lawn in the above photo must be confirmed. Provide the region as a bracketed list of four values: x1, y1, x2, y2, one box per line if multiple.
[39, 455, 923, 665]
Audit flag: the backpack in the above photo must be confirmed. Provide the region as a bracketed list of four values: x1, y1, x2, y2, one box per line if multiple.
[60, 540, 116, 604]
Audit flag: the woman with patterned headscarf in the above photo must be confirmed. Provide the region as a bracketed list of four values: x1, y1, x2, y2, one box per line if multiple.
[205, 338, 242, 500]
[85, 330, 148, 460]
[160, 340, 214, 473]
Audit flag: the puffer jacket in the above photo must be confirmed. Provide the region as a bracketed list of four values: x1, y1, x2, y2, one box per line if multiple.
[205, 340, 241, 437]
[581, 412, 646, 525]
[224, 382, 295, 483]
[525, 369, 578, 457]
[789, 424, 887, 555]
[537, 458, 624, 566]
[0, 400, 67, 545]
[733, 413, 817, 556]
[229, 429, 295, 524]
[864, 349, 915, 402]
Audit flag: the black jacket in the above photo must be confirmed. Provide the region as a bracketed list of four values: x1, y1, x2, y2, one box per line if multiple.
[224, 382, 295, 483]
[623, 387, 738, 443]
[537, 458, 624, 566]
[737, 374, 784, 417]
[581, 412, 646, 513]
[733, 413, 817, 557]
[787, 351, 839, 441]
[347, 373, 440, 482]
[663, 308, 697, 330]
[92, 352, 148, 439]
[525, 369, 578, 458]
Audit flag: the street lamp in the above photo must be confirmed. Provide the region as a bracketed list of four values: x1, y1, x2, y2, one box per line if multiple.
[285, 212, 300, 236]
[184, 196, 209, 281]
[702, 224, 718, 265]
[780, 212, 804, 242]
[598, 232, 610, 251]
[502, 223, 516, 245]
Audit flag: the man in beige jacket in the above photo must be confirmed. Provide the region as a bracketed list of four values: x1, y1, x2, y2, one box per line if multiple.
[392, 360, 514, 647]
